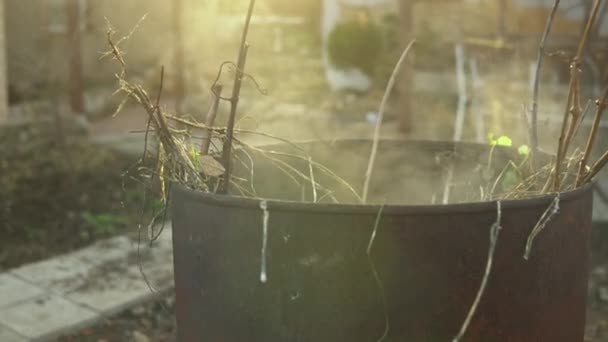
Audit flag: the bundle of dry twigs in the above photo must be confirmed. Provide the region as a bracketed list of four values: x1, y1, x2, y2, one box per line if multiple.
[104, 0, 607, 208]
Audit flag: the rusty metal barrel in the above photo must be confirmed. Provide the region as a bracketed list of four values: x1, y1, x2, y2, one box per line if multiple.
[171, 140, 592, 342]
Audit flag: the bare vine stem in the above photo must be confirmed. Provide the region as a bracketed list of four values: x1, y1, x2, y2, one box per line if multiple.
[577, 85, 608, 185]
[362, 40, 415, 203]
[524, 194, 561, 260]
[554, 0, 603, 191]
[453, 201, 502, 342]
[530, 0, 560, 167]
[219, 0, 257, 194]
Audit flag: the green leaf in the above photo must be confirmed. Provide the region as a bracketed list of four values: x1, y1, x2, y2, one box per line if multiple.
[518, 145, 531, 156]
[495, 136, 513, 147]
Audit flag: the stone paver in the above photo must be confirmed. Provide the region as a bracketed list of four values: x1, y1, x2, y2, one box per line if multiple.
[0, 274, 44, 309]
[64, 236, 174, 316]
[11, 256, 94, 295]
[0, 294, 98, 340]
[66, 263, 170, 316]
[11, 236, 133, 295]
[72, 235, 133, 264]
[0, 226, 174, 341]
[0, 324, 27, 342]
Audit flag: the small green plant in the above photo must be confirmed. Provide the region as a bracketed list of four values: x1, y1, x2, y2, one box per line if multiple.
[81, 212, 125, 235]
[484, 134, 532, 197]
[488, 134, 513, 147]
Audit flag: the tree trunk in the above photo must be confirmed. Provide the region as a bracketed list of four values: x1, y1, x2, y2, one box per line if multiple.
[66, 0, 84, 114]
[397, 0, 414, 132]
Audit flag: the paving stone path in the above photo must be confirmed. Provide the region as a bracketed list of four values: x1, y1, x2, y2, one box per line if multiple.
[0, 227, 174, 341]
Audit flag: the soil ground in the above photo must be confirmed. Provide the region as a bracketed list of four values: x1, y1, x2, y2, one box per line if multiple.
[0, 130, 156, 271]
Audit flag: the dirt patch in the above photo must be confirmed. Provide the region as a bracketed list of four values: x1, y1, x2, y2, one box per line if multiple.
[0, 120, 156, 271]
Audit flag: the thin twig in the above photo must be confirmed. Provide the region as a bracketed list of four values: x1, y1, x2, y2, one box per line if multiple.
[561, 148, 583, 189]
[577, 85, 608, 185]
[531, 0, 560, 167]
[367, 205, 389, 342]
[489, 161, 521, 199]
[265, 156, 303, 188]
[362, 40, 415, 203]
[238, 147, 258, 196]
[210, 61, 268, 101]
[318, 190, 338, 203]
[106, 34, 206, 190]
[201, 84, 223, 155]
[453, 201, 502, 342]
[523, 194, 560, 260]
[308, 156, 318, 202]
[583, 143, 608, 184]
[219, 0, 257, 194]
[237, 142, 353, 202]
[144, 114, 357, 201]
[239, 143, 362, 202]
[571, 99, 594, 142]
[164, 114, 324, 152]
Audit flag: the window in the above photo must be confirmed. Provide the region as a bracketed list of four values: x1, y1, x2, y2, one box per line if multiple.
[47, 0, 89, 34]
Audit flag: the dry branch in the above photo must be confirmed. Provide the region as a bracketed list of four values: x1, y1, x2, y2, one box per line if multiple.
[104, 28, 207, 193]
[219, 0, 257, 194]
[554, 0, 604, 191]
[577, 85, 608, 185]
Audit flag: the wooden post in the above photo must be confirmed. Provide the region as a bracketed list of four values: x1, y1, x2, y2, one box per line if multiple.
[397, 0, 414, 132]
[173, 0, 186, 114]
[66, 0, 84, 114]
[0, 0, 8, 123]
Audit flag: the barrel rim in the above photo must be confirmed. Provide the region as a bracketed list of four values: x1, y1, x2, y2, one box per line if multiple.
[171, 139, 594, 216]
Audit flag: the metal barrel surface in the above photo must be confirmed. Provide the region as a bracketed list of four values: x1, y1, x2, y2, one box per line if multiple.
[171, 140, 592, 342]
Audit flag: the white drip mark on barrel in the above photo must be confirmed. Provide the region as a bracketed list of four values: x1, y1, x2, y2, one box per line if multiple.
[260, 200, 269, 284]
